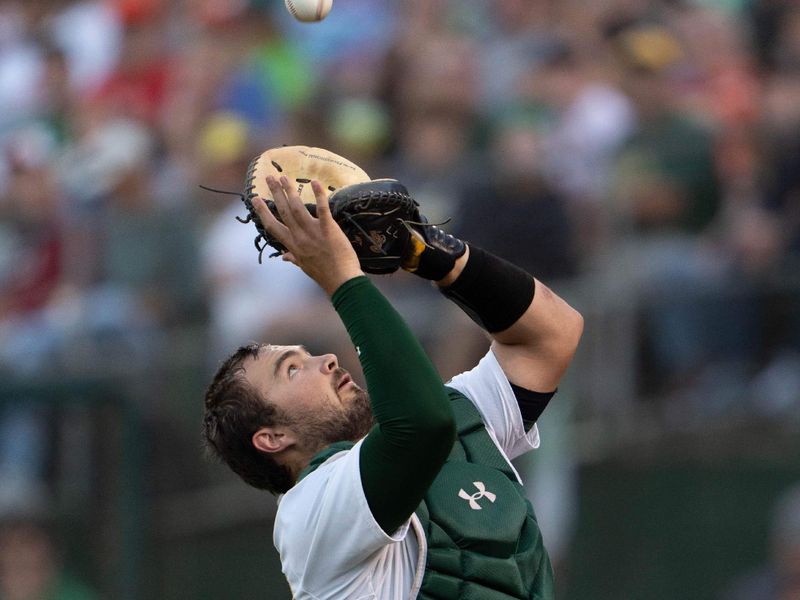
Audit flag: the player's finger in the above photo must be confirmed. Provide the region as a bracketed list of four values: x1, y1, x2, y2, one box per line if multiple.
[311, 180, 333, 225]
[281, 252, 297, 265]
[252, 195, 290, 242]
[267, 176, 299, 229]
[279, 176, 315, 224]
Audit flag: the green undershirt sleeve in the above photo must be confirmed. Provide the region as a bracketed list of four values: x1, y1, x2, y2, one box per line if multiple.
[332, 276, 456, 535]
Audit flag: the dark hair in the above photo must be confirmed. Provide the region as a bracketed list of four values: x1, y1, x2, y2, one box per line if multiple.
[203, 344, 293, 494]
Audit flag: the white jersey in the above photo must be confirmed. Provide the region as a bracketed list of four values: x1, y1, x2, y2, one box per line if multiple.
[273, 349, 541, 600]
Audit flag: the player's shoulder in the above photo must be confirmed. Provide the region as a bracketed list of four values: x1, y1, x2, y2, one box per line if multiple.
[274, 444, 360, 542]
[278, 447, 352, 510]
[274, 439, 392, 583]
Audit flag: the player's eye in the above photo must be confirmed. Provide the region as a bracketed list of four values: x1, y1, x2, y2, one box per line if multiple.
[288, 365, 299, 378]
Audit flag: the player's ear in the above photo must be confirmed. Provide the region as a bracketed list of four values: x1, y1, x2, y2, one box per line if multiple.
[252, 427, 294, 454]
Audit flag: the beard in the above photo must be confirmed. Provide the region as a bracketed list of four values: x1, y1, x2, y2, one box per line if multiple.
[291, 371, 374, 453]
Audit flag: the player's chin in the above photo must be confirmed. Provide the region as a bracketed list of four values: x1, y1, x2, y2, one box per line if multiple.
[334, 377, 359, 399]
[335, 385, 357, 408]
[346, 388, 374, 439]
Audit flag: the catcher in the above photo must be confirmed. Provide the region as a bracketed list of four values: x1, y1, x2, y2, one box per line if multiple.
[202, 146, 583, 599]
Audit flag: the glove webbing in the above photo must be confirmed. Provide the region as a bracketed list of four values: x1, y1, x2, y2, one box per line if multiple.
[199, 184, 274, 263]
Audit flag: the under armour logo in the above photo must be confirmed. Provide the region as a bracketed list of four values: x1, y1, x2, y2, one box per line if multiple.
[458, 481, 496, 510]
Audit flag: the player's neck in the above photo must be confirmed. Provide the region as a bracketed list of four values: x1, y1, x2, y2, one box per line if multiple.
[277, 447, 315, 488]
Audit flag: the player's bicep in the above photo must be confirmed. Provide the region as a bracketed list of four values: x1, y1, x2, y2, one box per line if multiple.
[490, 340, 567, 395]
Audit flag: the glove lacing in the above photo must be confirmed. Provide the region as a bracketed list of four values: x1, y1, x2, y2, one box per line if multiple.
[199, 184, 272, 263]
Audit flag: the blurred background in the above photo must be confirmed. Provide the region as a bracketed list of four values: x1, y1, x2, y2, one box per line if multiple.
[0, 0, 799, 598]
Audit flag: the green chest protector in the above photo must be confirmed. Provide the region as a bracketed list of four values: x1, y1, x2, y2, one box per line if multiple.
[302, 388, 554, 600]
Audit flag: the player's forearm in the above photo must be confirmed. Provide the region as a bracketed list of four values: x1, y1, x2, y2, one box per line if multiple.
[437, 246, 582, 352]
[434, 246, 469, 287]
[439, 245, 583, 391]
[332, 276, 456, 533]
[332, 277, 451, 420]
[489, 280, 583, 391]
[491, 278, 583, 349]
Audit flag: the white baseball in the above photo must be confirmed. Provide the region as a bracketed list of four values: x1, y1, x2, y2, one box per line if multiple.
[285, 0, 332, 22]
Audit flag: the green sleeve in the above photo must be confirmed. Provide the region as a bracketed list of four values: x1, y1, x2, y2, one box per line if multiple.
[332, 276, 455, 534]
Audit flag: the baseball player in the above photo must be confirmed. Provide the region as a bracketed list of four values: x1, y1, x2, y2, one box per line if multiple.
[203, 152, 583, 599]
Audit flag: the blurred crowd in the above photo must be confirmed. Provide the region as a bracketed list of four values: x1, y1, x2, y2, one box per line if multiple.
[0, 0, 796, 378]
[1, 0, 800, 595]
[0, 0, 798, 393]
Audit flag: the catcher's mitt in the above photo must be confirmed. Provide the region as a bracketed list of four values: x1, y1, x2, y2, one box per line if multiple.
[237, 145, 422, 274]
[328, 179, 422, 274]
[201, 145, 465, 278]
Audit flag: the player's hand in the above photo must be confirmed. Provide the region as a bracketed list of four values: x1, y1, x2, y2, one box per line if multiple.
[251, 176, 364, 295]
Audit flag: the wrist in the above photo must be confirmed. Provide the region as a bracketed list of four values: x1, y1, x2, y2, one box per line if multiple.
[435, 246, 470, 288]
[402, 225, 467, 281]
[330, 273, 370, 304]
[320, 268, 365, 297]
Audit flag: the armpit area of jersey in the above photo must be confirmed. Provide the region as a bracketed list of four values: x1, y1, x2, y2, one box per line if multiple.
[509, 382, 555, 430]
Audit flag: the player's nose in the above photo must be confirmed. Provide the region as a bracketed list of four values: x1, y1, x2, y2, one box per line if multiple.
[319, 353, 338, 373]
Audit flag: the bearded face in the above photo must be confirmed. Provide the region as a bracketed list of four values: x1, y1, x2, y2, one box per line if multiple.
[243, 345, 374, 457]
[290, 371, 374, 452]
